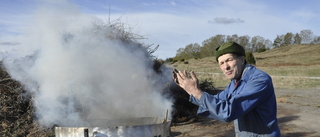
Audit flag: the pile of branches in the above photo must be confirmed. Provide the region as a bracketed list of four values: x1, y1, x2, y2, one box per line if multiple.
[169, 79, 219, 123]
[0, 63, 54, 137]
[0, 18, 219, 135]
[0, 19, 161, 136]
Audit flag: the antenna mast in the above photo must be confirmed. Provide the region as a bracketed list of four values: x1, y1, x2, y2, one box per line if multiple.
[108, 4, 111, 24]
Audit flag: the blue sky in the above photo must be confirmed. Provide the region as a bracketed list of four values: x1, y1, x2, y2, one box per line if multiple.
[1, 0, 319, 59]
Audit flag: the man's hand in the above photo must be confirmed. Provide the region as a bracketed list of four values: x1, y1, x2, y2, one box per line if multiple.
[172, 69, 203, 100]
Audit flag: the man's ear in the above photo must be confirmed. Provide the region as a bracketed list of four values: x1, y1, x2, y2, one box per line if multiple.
[241, 56, 246, 64]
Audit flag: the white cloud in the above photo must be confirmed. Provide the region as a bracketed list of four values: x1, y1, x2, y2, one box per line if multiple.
[97, 1, 318, 59]
[1, 0, 320, 59]
[208, 17, 244, 24]
[0, 42, 20, 46]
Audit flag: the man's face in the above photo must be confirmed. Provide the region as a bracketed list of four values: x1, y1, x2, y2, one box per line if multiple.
[217, 53, 245, 80]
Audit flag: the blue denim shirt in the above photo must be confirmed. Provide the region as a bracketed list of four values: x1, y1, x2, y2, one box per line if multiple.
[190, 65, 281, 137]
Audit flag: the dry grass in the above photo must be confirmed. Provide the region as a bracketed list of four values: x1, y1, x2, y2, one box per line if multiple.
[254, 44, 320, 66]
[168, 59, 229, 89]
[257, 65, 320, 77]
[271, 76, 320, 89]
[171, 57, 219, 72]
[169, 44, 320, 89]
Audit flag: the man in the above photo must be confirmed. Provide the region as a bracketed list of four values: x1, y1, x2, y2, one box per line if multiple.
[173, 41, 281, 137]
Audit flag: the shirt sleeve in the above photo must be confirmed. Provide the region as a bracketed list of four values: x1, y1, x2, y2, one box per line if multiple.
[189, 73, 273, 122]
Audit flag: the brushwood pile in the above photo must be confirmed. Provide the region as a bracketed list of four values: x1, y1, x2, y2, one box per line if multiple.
[0, 61, 216, 136]
[0, 21, 217, 136]
[0, 63, 55, 136]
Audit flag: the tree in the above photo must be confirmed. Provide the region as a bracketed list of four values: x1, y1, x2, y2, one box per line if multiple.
[293, 33, 302, 45]
[238, 35, 250, 50]
[184, 43, 201, 59]
[312, 36, 320, 44]
[273, 35, 281, 48]
[175, 47, 186, 60]
[175, 43, 201, 60]
[246, 52, 256, 65]
[200, 35, 226, 57]
[251, 36, 265, 52]
[283, 32, 293, 46]
[226, 34, 238, 42]
[300, 29, 313, 44]
[199, 45, 212, 58]
[264, 39, 273, 49]
[273, 35, 286, 47]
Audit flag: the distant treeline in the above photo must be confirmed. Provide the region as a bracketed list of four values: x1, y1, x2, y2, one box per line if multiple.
[167, 29, 318, 62]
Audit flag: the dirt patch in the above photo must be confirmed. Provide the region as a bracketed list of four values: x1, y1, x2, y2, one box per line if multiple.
[170, 87, 320, 137]
[276, 88, 320, 137]
[171, 117, 235, 137]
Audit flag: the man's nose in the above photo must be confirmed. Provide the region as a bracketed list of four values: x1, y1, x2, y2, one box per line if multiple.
[224, 63, 230, 70]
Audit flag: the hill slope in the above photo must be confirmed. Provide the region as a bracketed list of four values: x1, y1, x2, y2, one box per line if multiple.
[170, 44, 320, 88]
[254, 44, 320, 66]
[170, 44, 320, 71]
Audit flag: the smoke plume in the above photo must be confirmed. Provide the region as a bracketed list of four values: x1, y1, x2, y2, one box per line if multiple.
[4, 0, 172, 127]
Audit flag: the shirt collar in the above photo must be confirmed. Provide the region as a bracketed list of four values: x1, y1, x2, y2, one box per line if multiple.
[233, 64, 251, 84]
[240, 64, 252, 82]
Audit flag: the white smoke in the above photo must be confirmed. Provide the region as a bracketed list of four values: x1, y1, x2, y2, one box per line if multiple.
[4, 0, 172, 127]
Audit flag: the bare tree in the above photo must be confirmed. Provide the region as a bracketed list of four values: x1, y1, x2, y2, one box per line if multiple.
[299, 29, 313, 44]
[311, 36, 320, 44]
[251, 36, 265, 52]
[264, 39, 273, 49]
[238, 35, 250, 50]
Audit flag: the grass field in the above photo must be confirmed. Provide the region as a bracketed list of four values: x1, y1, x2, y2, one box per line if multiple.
[168, 44, 320, 89]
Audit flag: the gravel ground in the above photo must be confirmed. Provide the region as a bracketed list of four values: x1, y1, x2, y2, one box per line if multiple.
[170, 87, 320, 137]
